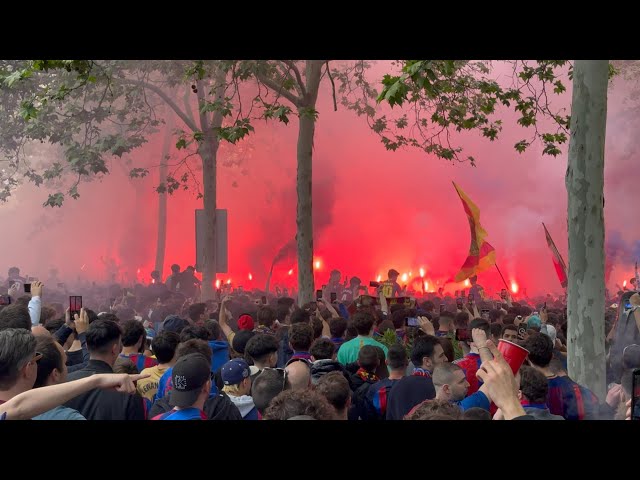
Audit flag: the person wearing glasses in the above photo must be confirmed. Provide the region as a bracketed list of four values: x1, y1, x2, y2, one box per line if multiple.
[0, 328, 42, 414]
[221, 359, 259, 420]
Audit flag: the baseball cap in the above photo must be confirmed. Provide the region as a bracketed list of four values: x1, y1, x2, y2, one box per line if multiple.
[163, 315, 188, 334]
[221, 358, 260, 385]
[238, 314, 255, 331]
[169, 353, 211, 408]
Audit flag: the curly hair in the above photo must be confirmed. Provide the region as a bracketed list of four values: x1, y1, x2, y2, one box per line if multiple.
[263, 389, 337, 420]
[404, 399, 462, 420]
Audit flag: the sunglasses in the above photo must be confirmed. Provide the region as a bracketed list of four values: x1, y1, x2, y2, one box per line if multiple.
[263, 367, 289, 391]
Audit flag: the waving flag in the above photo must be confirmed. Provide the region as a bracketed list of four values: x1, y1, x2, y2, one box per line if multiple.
[453, 182, 496, 282]
[542, 223, 568, 289]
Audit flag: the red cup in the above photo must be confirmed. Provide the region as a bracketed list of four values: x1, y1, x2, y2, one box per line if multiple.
[497, 339, 529, 374]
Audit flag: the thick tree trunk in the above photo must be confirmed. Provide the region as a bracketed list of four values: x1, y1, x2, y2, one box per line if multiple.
[154, 113, 174, 277]
[296, 61, 324, 305]
[197, 70, 226, 301]
[566, 60, 608, 401]
[200, 139, 217, 301]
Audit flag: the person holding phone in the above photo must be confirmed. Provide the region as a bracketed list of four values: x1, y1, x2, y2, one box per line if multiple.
[453, 318, 491, 395]
[340, 276, 362, 303]
[324, 270, 344, 302]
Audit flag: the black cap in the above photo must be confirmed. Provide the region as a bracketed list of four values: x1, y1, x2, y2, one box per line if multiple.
[169, 353, 210, 408]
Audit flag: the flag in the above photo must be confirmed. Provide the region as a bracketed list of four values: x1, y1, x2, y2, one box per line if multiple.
[542, 223, 568, 289]
[453, 182, 496, 282]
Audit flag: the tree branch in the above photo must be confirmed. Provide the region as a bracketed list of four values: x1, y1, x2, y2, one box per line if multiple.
[282, 60, 307, 99]
[118, 78, 198, 132]
[325, 61, 338, 112]
[182, 86, 196, 125]
[255, 72, 301, 108]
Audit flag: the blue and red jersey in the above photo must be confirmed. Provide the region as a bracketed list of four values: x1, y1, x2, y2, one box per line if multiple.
[547, 375, 599, 420]
[151, 408, 207, 420]
[454, 353, 482, 395]
[412, 368, 432, 378]
[119, 353, 157, 373]
[290, 351, 312, 361]
[363, 378, 399, 420]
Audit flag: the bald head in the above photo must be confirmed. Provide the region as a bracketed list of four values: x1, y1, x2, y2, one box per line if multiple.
[285, 360, 311, 391]
[31, 325, 51, 338]
[433, 363, 464, 387]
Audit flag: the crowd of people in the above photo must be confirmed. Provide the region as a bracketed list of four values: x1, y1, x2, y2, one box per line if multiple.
[0, 265, 636, 421]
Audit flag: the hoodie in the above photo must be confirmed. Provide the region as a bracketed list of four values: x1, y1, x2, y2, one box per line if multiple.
[209, 340, 230, 373]
[310, 359, 349, 385]
[227, 395, 259, 420]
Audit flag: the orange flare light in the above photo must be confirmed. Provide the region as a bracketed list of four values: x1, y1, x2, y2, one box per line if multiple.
[227, 279, 231, 285]
[215, 280, 221, 289]
[624, 280, 627, 288]
[288, 269, 294, 276]
[315, 261, 321, 269]
[511, 282, 518, 294]
[376, 275, 382, 282]
[401, 273, 408, 282]
[464, 279, 470, 287]
[420, 268, 425, 277]
[248, 273, 253, 281]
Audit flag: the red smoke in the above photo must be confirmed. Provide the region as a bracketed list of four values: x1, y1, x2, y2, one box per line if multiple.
[1, 61, 639, 297]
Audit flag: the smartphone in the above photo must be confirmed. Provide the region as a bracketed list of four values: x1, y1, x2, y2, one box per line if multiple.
[439, 304, 445, 313]
[261, 295, 267, 305]
[456, 298, 464, 310]
[70, 296, 82, 319]
[330, 292, 337, 303]
[501, 289, 508, 300]
[405, 317, 419, 327]
[24, 283, 31, 294]
[481, 309, 490, 320]
[455, 328, 469, 342]
[369, 281, 380, 288]
[316, 289, 323, 301]
[632, 368, 640, 420]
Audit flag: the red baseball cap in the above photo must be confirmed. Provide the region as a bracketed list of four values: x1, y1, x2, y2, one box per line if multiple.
[238, 314, 255, 331]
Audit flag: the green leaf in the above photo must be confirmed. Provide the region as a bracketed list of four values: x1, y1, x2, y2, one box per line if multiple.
[176, 138, 188, 150]
[43, 193, 65, 208]
[514, 140, 529, 153]
[129, 168, 149, 178]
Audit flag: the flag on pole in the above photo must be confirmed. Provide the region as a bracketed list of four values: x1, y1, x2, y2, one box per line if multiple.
[542, 223, 568, 289]
[453, 182, 496, 282]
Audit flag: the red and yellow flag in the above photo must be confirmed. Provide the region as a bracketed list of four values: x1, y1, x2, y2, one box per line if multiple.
[453, 182, 496, 282]
[542, 223, 568, 289]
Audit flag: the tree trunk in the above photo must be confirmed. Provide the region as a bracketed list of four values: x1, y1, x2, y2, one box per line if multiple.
[196, 70, 226, 301]
[566, 60, 608, 401]
[296, 61, 324, 305]
[154, 112, 174, 277]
